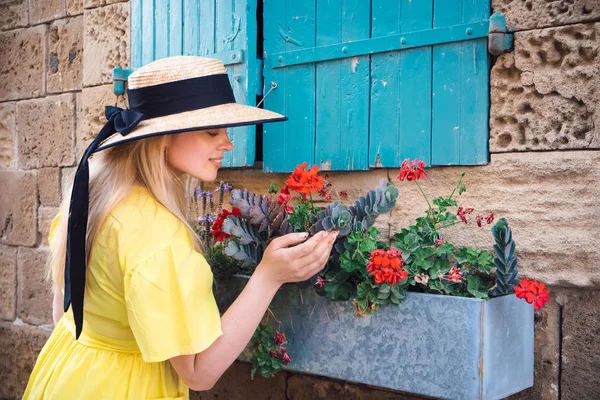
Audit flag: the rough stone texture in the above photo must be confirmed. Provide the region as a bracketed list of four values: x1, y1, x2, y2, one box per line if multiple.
[0, 322, 52, 399]
[0, 0, 28, 31]
[38, 168, 61, 207]
[0, 102, 16, 169]
[18, 246, 52, 325]
[508, 298, 561, 400]
[80, 85, 127, 158]
[492, 0, 600, 31]
[16, 93, 76, 169]
[29, 0, 66, 24]
[67, 0, 83, 16]
[84, 0, 128, 8]
[190, 362, 287, 399]
[39, 207, 60, 247]
[0, 26, 46, 102]
[83, 3, 129, 87]
[47, 16, 83, 93]
[490, 23, 599, 152]
[286, 374, 429, 400]
[0, 245, 17, 321]
[0, 171, 38, 247]
[386, 151, 600, 288]
[561, 290, 600, 400]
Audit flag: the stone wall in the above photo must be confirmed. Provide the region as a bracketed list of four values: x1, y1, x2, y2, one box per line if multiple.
[0, 0, 599, 399]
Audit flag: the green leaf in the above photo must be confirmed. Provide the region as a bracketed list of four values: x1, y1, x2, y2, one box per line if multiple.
[324, 279, 354, 301]
[467, 275, 490, 299]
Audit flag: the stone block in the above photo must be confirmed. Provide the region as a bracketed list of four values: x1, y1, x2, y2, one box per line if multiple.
[190, 361, 287, 400]
[490, 23, 599, 152]
[0, 171, 38, 247]
[388, 151, 600, 288]
[29, 0, 66, 24]
[16, 93, 76, 169]
[492, 0, 600, 31]
[561, 290, 600, 400]
[84, 0, 128, 8]
[0, 26, 46, 102]
[80, 84, 127, 159]
[39, 207, 60, 247]
[0, 0, 28, 31]
[83, 3, 129, 87]
[67, 0, 83, 16]
[47, 16, 83, 93]
[17, 246, 53, 325]
[38, 168, 61, 207]
[0, 245, 17, 321]
[286, 373, 428, 400]
[0, 102, 16, 169]
[0, 322, 52, 399]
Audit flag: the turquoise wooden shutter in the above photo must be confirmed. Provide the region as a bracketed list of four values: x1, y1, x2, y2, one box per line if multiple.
[263, 0, 492, 172]
[129, 0, 259, 168]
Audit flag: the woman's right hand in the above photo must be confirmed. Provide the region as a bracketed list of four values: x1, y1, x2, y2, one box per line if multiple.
[255, 230, 339, 287]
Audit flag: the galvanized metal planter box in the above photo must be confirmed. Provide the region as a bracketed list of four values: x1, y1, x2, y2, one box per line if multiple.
[215, 276, 534, 400]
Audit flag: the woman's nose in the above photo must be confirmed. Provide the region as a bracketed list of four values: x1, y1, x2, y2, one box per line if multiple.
[221, 133, 233, 151]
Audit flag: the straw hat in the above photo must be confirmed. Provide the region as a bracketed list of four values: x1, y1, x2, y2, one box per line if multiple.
[64, 55, 287, 339]
[95, 55, 286, 151]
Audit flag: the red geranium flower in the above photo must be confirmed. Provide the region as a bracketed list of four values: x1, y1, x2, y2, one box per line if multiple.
[445, 267, 462, 283]
[286, 162, 325, 197]
[274, 331, 286, 345]
[514, 278, 549, 310]
[397, 158, 428, 182]
[211, 208, 241, 241]
[366, 249, 408, 285]
[456, 206, 474, 224]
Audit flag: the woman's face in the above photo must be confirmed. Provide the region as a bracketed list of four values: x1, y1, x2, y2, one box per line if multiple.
[166, 128, 233, 181]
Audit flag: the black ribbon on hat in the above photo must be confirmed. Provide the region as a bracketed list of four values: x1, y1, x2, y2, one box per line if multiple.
[65, 106, 144, 339]
[64, 73, 237, 339]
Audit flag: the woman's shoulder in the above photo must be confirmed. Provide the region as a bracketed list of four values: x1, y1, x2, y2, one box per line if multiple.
[106, 186, 192, 253]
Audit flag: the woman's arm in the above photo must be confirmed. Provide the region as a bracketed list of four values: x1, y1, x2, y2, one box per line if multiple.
[52, 289, 64, 324]
[169, 231, 337, 391]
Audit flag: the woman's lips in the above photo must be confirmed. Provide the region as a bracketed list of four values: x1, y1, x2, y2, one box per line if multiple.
[209, 158, 223, 168]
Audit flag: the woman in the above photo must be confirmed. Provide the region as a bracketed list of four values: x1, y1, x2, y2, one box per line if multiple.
[24, 56, 337, 399]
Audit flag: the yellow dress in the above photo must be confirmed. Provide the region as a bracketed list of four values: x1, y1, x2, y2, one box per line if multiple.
[24, 186, 223, 399]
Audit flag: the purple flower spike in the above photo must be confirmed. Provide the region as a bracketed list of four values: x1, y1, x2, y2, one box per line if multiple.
[198, 216, 207, 223]
[223, 183, 232, 191]
[207, 213, 217, 224]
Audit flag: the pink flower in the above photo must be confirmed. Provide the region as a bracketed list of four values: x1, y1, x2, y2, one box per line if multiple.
[445, 267, 462, 283]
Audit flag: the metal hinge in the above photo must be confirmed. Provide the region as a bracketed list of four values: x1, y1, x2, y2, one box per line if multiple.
[488, 11, 513, 56]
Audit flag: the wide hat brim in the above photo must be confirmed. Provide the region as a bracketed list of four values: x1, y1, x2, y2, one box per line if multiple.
[95, 102, 286, 152]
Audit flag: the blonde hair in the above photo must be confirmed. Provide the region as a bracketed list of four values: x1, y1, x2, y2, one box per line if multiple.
[47, 134, 202, 291]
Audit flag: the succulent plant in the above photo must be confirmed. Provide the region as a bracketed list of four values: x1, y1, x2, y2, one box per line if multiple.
[223, 189, 294, 267]
[229, 189, 292, 237]
[490, 218, 520, 296]
[308, 180, 398, 238]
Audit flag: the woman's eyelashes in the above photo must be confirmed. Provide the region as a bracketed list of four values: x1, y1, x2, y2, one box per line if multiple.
[206, 131, 219, 137]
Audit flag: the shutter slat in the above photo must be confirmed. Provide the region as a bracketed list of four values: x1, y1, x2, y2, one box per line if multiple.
[315, 0, 370, 171]
[264, 0, 317, 172]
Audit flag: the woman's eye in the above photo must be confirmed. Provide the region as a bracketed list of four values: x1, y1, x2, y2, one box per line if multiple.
[207, 131, 219, 137]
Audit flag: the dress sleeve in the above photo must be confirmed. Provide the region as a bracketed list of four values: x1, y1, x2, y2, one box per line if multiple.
[124, 239, 223, 363]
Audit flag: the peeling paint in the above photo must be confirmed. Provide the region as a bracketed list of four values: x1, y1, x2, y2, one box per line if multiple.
[224, 14, 241, 44]
[278, 25, 303, 47]
[381, 79, 387, 88]
[370, 153, 384, 168]
[351, 57, 359, 73]
[320, 160, 332, 170]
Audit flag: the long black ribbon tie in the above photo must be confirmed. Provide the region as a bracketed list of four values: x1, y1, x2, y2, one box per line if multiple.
[65, 106, 144, 339]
